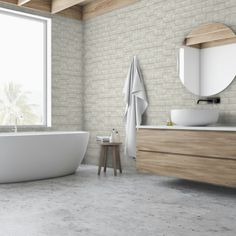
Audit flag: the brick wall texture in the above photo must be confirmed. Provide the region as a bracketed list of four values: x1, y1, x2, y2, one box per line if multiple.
[83, 0, 236, 168]
[1, 1, 236, 169]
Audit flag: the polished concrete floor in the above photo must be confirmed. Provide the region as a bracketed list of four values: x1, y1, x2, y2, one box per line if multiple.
[0, 165, 235, 236]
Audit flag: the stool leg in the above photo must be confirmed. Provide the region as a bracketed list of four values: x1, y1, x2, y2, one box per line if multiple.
[103, 146, 108, 172]
[112, 146, 117, 176]
[98, 146, 105, 175]
[116, 146, 122, 173]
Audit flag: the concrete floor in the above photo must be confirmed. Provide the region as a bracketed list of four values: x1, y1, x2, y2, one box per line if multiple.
[0, 165, 235, 236]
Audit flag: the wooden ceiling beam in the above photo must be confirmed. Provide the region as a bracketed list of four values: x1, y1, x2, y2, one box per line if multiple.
[58, 5, 82, 20]
[17, 0, 31, 6]
[0, 0, 82, 20]
[51, 0, 88, 14]
[0, 0, 139, 21]
[0, 0, 17, 4]
[82, 0, 138, 20]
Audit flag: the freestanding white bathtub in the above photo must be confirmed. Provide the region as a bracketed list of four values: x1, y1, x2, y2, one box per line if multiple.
[0, 131, 89, 183]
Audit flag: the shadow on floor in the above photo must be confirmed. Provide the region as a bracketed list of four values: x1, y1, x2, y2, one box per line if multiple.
[160, 179, 236, 197]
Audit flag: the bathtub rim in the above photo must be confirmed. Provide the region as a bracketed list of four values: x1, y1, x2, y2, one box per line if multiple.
[0, 131, 89, 137]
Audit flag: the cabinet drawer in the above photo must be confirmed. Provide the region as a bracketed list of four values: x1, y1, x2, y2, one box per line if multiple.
[136, 150, 236, 187]
[137, 129, 236, 160]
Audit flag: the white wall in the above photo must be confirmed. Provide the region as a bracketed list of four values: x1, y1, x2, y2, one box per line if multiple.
[1, 1, 236, 168]
[83, 0, 236, 168]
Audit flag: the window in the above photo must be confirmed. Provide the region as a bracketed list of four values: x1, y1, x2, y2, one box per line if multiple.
[0, 8, 51, 127]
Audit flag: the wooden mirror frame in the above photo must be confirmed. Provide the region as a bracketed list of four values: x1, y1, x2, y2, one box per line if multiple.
[184, 23, 236, 48]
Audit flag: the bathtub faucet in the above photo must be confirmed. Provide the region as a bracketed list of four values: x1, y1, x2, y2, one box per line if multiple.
[13, 117, 18, 133]
[13, 115, 23, 133]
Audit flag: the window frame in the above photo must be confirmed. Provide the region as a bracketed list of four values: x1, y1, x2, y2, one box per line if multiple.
[0, 7, 51, 128]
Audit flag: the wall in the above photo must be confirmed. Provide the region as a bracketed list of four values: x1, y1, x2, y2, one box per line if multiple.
[83, 0, 236, 168]
[1, 1, 236, 169]
[0, 2, 84, 132]
[51, 16, 83, 131]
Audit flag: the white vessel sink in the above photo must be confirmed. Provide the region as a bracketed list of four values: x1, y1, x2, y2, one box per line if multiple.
[171, 109, 219, 126]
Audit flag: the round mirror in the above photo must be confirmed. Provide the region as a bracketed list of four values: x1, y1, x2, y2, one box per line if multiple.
[178, 23, 236, 96]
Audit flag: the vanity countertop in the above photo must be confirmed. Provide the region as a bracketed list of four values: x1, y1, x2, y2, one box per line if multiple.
[137, 125, 236, 132]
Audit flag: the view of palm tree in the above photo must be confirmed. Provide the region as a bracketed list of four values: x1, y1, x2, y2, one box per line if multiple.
[0, 82, 40, 125]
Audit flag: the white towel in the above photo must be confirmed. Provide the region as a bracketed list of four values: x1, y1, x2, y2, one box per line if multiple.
[123, 56, 148, 158]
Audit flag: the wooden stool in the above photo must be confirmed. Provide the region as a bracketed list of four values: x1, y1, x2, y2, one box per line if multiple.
[98, 142, 122, 176]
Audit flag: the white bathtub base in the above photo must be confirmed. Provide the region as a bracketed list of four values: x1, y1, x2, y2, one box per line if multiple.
[0, 131, 89, 183]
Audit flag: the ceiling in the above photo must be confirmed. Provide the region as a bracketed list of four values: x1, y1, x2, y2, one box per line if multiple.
[0, 0, 138, 20]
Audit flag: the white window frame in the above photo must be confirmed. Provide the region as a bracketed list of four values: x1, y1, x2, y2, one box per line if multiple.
[0, 7, 51, 128]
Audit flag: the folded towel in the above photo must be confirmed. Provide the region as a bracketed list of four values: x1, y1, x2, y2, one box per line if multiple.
[96, 136, 110, 142]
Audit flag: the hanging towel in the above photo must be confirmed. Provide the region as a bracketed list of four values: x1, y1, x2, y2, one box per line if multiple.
[123, 56, 148, 158]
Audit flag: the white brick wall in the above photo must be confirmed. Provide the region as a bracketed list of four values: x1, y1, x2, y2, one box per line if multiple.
[1, 1, 236, 169]
[83, 0, 236, 168]
[51, 17, 83, 131]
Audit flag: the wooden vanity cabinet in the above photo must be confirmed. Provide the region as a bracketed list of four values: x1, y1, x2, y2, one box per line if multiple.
[136, 128, 236, 187]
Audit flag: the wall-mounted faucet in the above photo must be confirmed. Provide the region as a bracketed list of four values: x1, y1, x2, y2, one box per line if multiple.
[197, 97, 221, 104]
